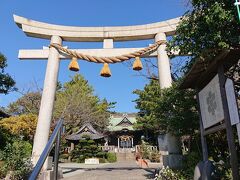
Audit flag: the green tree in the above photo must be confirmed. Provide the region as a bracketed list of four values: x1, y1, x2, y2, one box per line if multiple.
[133, 79, 201, 178]
[168, 0, 240, 89]
[7, 92, 41, 115]
[134, 80, 199, 137]
[165, 1, 239, 177]
[0, 53, 15, 94]
[7, 81, 62, 115]
[70, 135, 105, 163]
[169, 0, 239, 59]
[54, 74, 114, 134]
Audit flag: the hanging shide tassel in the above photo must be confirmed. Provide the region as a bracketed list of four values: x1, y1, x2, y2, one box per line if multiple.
[133, 56, 143, 71]
[100, 63, 111, 77]
[68, 57, 79, 72]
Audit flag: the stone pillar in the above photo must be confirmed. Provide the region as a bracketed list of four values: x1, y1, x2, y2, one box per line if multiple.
[32, 35, 62, 168]
[70, 143, 74, 151]
[155, 32, 172, 161]
[155, 33, 172, 89]
[155, 33, 182, 168]
[131, 137, 134, 148]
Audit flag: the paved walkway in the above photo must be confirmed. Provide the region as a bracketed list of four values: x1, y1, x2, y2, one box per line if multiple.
[60, 161, 159, 180]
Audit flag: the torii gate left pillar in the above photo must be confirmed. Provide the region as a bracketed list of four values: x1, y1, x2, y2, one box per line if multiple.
[13, 14, 180, 170]
[32, 36, 62, 166]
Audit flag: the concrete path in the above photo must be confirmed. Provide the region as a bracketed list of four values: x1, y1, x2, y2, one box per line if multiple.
[60, 161, 159, 180]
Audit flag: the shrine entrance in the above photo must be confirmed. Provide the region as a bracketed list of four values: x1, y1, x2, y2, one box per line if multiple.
[119, 135, 133, 148]
[13, 14, 181, 173]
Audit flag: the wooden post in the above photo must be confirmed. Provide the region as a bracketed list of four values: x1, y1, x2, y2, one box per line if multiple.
[218, 65, 239, 180]
[118, 137, 120, 149]
[196, 93, 208, 161]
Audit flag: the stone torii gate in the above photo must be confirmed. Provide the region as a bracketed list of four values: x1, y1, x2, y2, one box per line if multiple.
[13, 15, 180, 167]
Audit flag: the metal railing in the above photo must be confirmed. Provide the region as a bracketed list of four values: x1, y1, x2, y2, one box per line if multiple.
[29, 119, 63, 180]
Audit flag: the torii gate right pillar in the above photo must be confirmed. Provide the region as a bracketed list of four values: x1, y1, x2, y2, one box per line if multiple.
[155, 32, 172, 88]
[155, 32, 182, 168]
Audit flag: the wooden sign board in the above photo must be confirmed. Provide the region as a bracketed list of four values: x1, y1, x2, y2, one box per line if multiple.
[225, 78, 240, 125]
[226, 78, 240, 145]
[198, 75, 225, 129]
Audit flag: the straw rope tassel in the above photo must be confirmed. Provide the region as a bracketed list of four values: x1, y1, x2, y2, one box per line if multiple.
[100, 63, 111, 77]
[133, 57, 143, 71]
[69, 57, 80, 71]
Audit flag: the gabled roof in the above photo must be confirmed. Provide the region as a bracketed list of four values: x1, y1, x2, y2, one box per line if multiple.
[116, 117, 133, 126]
[108, 114, 137, 131]
[66, 123, 104, 141]
[181, 49, 240, 89]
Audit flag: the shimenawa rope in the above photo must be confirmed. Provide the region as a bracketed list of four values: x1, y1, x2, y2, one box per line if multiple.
[49, 40, 166, 64]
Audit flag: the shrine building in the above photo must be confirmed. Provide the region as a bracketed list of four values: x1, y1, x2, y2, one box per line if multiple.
[66, 113, 143, 153]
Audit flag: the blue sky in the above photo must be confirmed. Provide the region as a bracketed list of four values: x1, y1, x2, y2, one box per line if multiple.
[0, 0, 188, 112]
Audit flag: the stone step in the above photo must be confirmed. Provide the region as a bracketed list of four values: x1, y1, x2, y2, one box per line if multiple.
[116, 153, 135, 162]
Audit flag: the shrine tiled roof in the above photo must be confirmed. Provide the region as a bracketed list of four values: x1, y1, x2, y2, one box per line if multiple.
[66, 123, 105, 141]
[66, 114, 138, 142]
[108, 114, 137, 131]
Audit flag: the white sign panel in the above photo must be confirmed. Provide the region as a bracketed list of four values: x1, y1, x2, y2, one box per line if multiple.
[199, 75, 224, 129]
[85, 158, 99, 165]
[225, 78, 240, 125]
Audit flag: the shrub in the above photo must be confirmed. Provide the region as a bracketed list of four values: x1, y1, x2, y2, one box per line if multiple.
[88, 139, 95, 144]
[99, 158, 106, 163]
[0, 114, 37, 141]
[214, 162, 232, 179]
[0, 128, 12, 150]
[70, 135, 107, 163]
[139, 140, 151, 159]
[0, 140, 32, 179]
[139, 140, 160, 162]
[149, 150, 160, 162]
[106, 152, 117, 163]
[181, 151, 201, 178]
[157, 166, 185, 180]
[0, 160, 6, 179]
[59, 153, 69, 159]
[96, 151, 106, 158]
